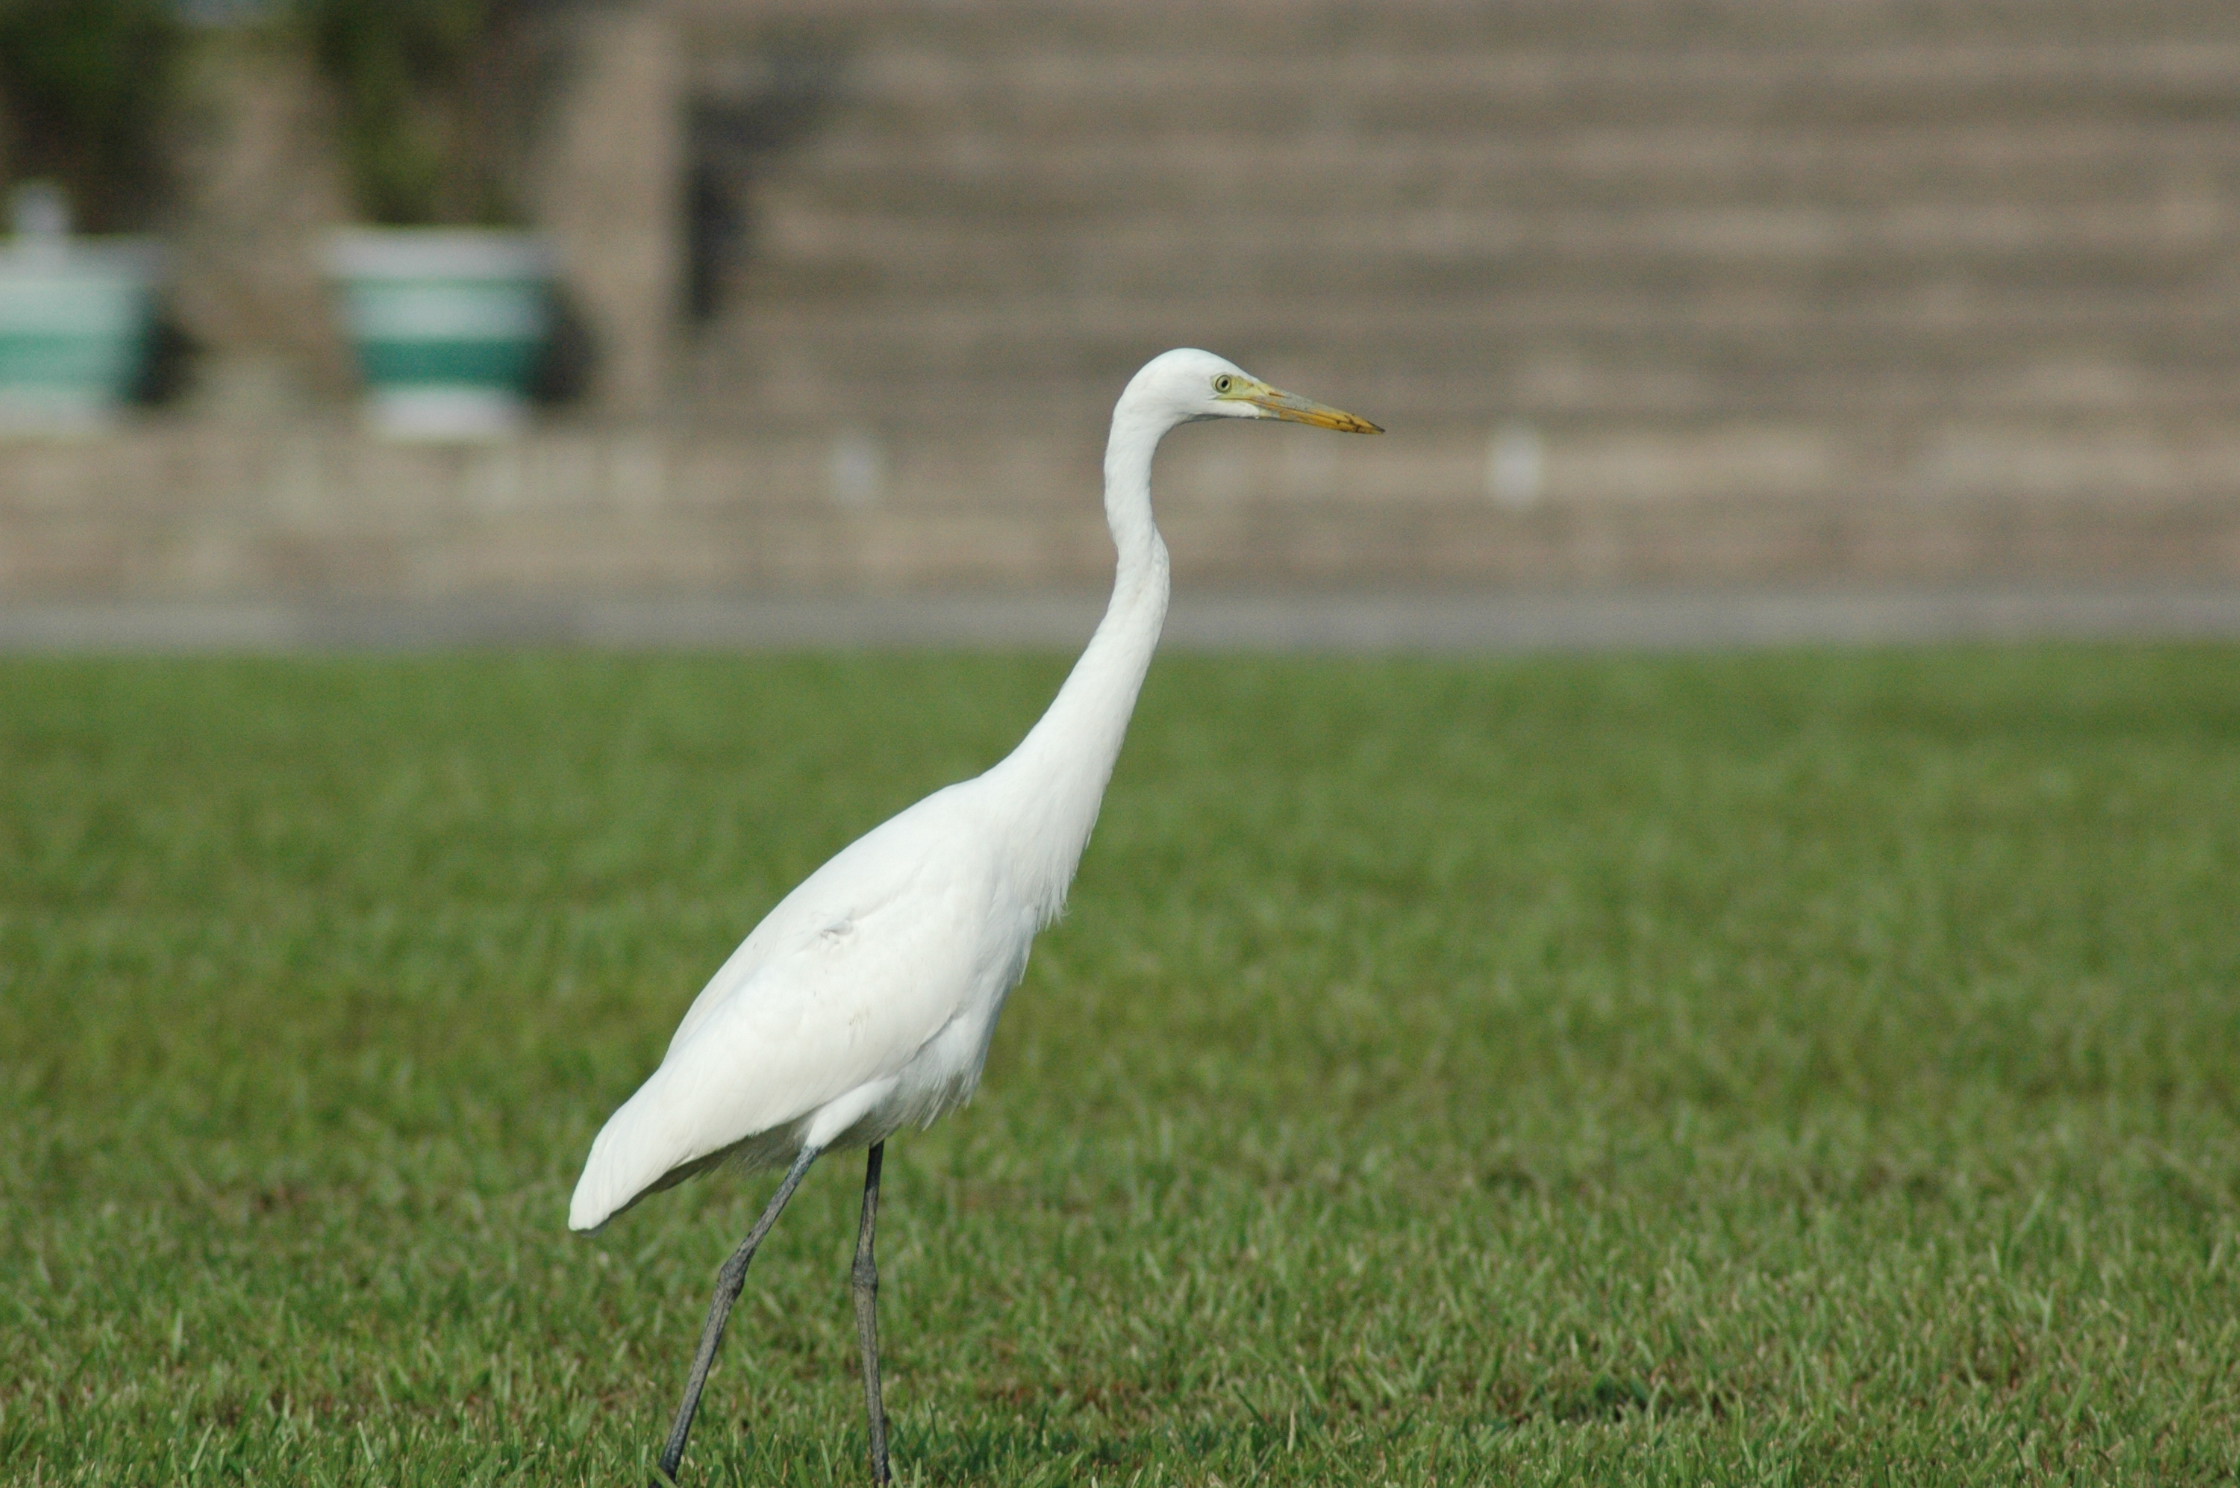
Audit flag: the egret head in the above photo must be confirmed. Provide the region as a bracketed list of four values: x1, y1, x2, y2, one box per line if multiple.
[1124, 348, 1383, 434]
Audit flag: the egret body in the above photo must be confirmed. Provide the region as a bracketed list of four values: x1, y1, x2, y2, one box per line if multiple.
[571, 348, 1380, 1483]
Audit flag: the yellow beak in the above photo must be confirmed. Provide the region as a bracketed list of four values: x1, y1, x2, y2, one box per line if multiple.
[1234, 381, 1384, 434]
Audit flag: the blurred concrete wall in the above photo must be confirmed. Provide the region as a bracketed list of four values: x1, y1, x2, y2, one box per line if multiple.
[531, 3, 686, 421]
[6, 0, 2240, 605]
[677, 0, 2240, 479]
[168, 27, 358, 415]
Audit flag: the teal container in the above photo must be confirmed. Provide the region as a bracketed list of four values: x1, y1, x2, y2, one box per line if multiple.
[328, 229, 554, 439]
[0, 240, 163, 432]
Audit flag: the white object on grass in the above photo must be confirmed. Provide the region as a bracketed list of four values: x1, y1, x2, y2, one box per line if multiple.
[569, 347, 1380, 1485]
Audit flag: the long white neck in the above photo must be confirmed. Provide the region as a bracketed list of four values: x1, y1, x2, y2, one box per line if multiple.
[984, 396, 1175, 920]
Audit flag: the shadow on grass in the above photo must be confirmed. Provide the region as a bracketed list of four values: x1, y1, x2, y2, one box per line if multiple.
[1533, 1373, 1721, 1424]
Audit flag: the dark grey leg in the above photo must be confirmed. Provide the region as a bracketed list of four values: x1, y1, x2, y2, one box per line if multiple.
[653, 1144, 822, 1486]
[852, 1142, 892, 1484]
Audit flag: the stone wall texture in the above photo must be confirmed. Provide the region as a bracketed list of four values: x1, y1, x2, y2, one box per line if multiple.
[7, 0, 2240, 601]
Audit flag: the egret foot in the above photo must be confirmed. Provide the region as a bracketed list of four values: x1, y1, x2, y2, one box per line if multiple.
[853, 1142, 892, 1484]
[652, 1144, 822, 1486]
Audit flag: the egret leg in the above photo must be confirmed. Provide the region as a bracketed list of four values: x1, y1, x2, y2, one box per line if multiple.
[653, 1144, 822, 1486]
[852, 1142, 892, 1484]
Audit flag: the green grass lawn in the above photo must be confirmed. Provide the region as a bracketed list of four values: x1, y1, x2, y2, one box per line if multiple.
[2, 647, 2237, 1486]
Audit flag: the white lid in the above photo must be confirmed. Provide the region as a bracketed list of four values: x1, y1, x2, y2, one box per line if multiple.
[0, 236, 167, 277]
[328, 228, 554, 280]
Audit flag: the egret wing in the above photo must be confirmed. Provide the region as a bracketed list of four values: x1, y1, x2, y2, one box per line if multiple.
[663, 783, 974, 1055]
[570, 798, 1005, 1229]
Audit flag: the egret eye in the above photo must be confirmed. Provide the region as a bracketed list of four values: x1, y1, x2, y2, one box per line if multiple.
[1213, 375, 1234, 394]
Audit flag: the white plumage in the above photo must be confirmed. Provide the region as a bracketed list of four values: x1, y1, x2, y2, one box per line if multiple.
[568, 348, 1379, 1483]
[570, 784, 1035, 1228]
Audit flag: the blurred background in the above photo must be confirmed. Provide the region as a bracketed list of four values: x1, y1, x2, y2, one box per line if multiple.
[4, 0, 2240, 643]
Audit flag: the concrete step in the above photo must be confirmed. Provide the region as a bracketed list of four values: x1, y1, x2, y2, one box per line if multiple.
[812, 43, 2240, 139]
[784, 121, 2240, 219]
[756, 364, 2240, 431]
[697, 292, 2240, 429]
[715, 279, 2240, 349]
[739, 202, 2240, 298]
[15, 585, 2240, 652]
[7, 423, 2237, 600]
[680, 0, 2240, 54]
[694, 365, 2240, 435]
[661, 0, 2240, 504]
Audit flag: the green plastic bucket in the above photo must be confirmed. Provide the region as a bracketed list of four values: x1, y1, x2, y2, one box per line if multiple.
[328, 229, 554, 439]
[0, 239, 163, 432]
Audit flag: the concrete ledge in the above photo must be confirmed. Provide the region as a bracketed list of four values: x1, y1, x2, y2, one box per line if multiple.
[5, 584, 2238, 653]
[7, 421, 2240, 599]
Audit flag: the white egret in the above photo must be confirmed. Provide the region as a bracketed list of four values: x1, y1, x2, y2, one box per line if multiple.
[570, 348, 1381, 1484]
